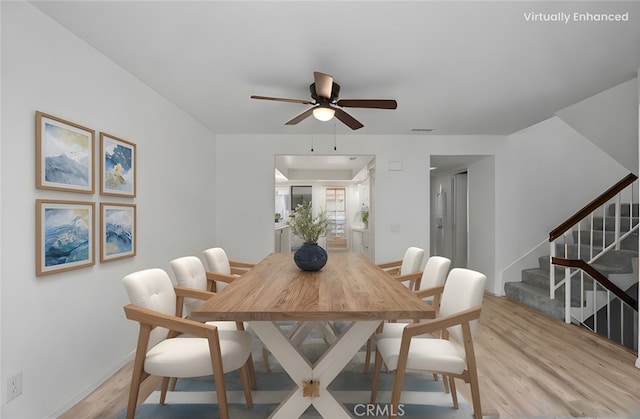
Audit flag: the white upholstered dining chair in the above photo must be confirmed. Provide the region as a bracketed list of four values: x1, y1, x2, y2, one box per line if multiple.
[122, 268, 254, 419]
[370, 267, 487, 419]
[363, 255, 451, 373]
[377, 246, 425, 290]
[169, 255, 259, 385]
[203, 247, 255, 292]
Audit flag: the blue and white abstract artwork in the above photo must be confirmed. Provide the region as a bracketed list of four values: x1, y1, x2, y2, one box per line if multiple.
[102, 204, 135, 261]
[102, 134, 135, 196]
[40, 115, 93, 192]
[39, 202, 93, 275]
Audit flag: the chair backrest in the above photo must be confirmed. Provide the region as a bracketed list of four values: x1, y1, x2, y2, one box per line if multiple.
[203, 247, 231, 275]
[169, 256, 208, 316]
[439, 268, 487, 344]
[400, 247, 425, 275]
[122, 268, 176, 348]
[419, 256, 451, 290]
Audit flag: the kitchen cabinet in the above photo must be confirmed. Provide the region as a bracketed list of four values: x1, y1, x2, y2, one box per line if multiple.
[351, 227, 371, 259]
[275, 224, 291, 253]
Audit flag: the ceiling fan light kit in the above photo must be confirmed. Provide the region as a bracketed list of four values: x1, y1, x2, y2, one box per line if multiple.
[312, 106, 335, 121]
[251, 71, 397, 130]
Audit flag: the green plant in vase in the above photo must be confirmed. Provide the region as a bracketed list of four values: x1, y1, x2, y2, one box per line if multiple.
[288, 201, 329, 244]
[287, 201, 329, 271]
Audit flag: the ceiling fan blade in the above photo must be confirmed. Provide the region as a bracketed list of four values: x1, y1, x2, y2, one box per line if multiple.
[336, 99, 398, 109]
[314, 72, 333, 99]
[285, 107, 315, 125]
[334, 108, 364, 130]
[251, 95, 314, 105]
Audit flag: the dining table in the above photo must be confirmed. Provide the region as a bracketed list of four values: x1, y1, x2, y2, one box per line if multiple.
[191, 252, 435, 419]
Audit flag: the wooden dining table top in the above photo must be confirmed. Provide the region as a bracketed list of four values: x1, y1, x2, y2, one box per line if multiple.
[191, 252, 434, 322]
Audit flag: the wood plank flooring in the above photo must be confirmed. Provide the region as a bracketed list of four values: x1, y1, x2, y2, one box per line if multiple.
[60, 294, 640, 418]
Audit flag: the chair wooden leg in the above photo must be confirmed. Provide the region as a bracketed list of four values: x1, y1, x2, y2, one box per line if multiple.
[169, 377, 178, 391]
[127, 326, 152, 419]
[213, 374, 228, 419]
[432, 373, 439, 382]
[208, 335, 229, 419]
[126, 365, 144, 419]
[365, 322, 384, 374]
[262, 345, 271, 372]
[160, 377, 170, 405]
[468, 370, 483, 419]
[246, 354, 258, 390]
[363, 338, 372, 373]
[389, 367, 408, 419]
[449, 376, 458, 409]
[370, 349, 383, 403]
[238, 361, 254, 408]
[443, 373, 450, 393]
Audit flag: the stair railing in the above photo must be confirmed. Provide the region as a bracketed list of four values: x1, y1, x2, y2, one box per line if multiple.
[549, 173, 638, 325]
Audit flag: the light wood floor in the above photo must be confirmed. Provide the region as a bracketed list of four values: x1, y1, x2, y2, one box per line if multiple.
[61, 294, 640, 418]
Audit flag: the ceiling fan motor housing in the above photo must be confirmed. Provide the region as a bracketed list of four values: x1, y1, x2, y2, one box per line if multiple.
[310, 82, 340, 103]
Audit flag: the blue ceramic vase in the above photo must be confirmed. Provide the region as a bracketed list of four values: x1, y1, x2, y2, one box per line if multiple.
[294, 243, 328, 271]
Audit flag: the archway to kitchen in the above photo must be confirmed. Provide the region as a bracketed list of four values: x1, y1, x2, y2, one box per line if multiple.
[274, 155, 375, 259]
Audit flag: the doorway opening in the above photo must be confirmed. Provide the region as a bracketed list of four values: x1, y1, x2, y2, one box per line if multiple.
[275, 155, 375, 259]
[430, 156, 483, 268]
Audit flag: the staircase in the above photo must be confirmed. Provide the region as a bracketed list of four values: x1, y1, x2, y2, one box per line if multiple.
[504, 233, 638, 321]
[504, 175, 639, 351]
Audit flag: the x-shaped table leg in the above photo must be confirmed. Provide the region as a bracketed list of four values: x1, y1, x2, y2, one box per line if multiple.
[249, 320, 380, 418]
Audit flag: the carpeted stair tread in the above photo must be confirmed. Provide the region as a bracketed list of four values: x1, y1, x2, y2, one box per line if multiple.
[592, 216, 639, 231]
[555, 244, 638, 261]
[607, 203, 639, 217]
[504, 281, 565, 321]
[571, 231, 638, 251]
[519, 268, 585, 306]
[537, 256, 566, 274]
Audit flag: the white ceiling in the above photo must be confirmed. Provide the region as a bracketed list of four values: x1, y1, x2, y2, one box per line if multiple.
[32, 1, 640, 138]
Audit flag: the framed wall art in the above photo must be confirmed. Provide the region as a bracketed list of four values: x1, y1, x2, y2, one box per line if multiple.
[36, 199, 95, 276]
[36, 111, 95, 193]
[100, 132, 136, 197]
[100, 202, 136, 262]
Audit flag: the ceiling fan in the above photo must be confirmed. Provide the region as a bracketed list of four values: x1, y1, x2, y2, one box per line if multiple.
[250, 71, 397, 130]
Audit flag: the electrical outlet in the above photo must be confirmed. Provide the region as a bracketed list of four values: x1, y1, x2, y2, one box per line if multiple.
[7, 372, 22, 402]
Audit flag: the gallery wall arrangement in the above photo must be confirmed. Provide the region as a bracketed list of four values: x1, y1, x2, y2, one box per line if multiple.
[34, 110, 137, 276]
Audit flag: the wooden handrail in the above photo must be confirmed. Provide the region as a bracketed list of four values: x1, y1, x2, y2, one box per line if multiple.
[552, 257, 638, 311]
[549, 173, 637, 242]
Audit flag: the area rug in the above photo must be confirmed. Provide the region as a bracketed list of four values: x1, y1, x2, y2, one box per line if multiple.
[117, 325, 474, 418]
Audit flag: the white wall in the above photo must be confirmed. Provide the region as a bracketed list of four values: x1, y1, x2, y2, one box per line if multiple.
[467, 156, 496, 293]
[215, 134, 505, 266]
[494, 116, 629, 294]
[1, 3, 216, 418]
[217, 113, 631, 298]
[556, 78, 638, 173]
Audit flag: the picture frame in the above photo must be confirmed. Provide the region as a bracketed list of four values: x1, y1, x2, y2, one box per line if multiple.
[100, 132, 136, 197]
[100, 202, 136, 262]
[36, 199, 95, 276]
[36, 111, 95, 193]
